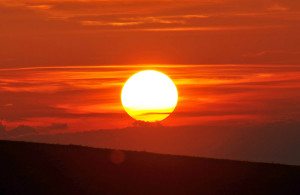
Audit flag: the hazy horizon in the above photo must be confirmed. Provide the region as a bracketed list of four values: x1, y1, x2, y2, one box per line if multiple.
[1, 0, 300, 167]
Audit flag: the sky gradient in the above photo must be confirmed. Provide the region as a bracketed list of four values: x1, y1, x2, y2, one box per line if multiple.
[1, 0, 300, 67]
[1, 64, 300, 133]
[0, 0, 300, 133]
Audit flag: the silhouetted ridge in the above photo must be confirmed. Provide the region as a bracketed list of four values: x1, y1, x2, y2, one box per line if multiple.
[0, 140, 299, 194]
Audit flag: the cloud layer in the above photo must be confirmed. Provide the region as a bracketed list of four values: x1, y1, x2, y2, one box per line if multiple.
[0, 0, 299, 66]
[1, 64, 300, 132]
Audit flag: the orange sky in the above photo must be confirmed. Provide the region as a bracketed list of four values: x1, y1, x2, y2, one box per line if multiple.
[1, 0, 300, 67]
[0, 0, 300, 133]
[1, 64, 300, 132]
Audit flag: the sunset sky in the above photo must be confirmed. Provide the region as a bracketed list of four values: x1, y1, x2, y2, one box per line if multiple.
[1, 0, 300, 133]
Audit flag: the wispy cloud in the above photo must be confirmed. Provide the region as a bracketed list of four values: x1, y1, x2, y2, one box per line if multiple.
[138, 25, 284, 32]
[1, 65, 300, 131]
[1, 0, 300, 66]
[81, 20, 143, 26]
[267, 3, 289, 12]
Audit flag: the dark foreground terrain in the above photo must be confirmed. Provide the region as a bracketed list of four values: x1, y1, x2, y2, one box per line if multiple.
[0, 141, 299, 194]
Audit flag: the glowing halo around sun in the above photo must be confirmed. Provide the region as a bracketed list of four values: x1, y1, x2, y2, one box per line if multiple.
[121, 70, 178, 122]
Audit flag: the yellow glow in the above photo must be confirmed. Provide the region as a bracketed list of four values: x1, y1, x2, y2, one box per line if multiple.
[121, 70, 178, 122]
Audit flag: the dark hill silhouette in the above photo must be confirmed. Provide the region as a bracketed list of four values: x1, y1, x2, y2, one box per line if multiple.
[0, 140, 299, 194]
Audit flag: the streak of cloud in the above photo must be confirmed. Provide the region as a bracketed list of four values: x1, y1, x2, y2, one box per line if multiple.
[1, 65, 300, 131]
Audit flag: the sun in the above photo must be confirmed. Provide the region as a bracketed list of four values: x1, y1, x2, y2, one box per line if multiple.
[121, 70, 178, 122]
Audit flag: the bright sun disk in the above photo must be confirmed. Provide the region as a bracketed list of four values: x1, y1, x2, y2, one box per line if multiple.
[121, 70, 178, 122]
